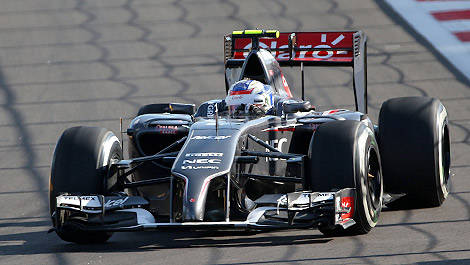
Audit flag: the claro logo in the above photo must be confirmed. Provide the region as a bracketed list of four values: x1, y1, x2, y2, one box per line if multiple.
[239, 33, 347, 60]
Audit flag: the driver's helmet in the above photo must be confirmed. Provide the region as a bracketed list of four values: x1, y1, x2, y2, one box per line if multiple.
[225, 80, 274, 116]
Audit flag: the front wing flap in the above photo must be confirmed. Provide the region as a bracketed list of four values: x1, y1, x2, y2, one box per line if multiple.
[251, 188, 356, 229]
[56, 194, 149, 214]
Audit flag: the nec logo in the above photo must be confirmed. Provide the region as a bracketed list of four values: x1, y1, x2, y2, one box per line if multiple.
[266, 138, 287, 161]
[183, 159, 221, 164]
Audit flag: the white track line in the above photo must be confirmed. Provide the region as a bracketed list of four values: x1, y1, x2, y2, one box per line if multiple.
[419, 2, 470, 12]
[440, 20, 470, 32]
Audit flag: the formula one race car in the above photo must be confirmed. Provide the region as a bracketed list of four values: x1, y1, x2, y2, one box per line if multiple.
[49, 30, 451, 243]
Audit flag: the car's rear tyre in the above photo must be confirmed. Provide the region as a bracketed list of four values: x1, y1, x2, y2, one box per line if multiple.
[307, 120, 383, 236]
[379, 97, 450, 208]
[50, 126, 122, 244]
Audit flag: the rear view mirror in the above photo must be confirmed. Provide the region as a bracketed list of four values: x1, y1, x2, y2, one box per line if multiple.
[137, 103, 195, 116]
[283, 101, 312, 114]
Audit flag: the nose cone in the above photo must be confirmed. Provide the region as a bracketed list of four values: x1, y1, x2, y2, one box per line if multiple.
[182, 179, 209, 221]
[171, 123, 241, 221]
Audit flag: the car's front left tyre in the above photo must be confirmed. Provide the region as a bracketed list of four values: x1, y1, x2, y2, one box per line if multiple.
[307, 120, 383, 236]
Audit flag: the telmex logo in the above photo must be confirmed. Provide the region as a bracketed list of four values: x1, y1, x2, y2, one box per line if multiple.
[183, 159, 221, 164]
[63, 196, 96, 201]
[191, 135, 231, 140]
[186, 153, 223, 157]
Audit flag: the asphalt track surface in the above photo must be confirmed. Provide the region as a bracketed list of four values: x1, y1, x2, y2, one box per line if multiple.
[0, 0, 469, 264]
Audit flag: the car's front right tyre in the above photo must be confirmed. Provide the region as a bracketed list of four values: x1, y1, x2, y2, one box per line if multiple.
[50, 126, 122, 244]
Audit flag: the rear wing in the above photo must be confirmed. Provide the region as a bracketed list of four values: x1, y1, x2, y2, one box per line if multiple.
[224, 30, 368, 113]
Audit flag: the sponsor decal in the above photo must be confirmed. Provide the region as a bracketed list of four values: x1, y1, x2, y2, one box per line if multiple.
[340, 196, 354, 220]
[57, 196, 101, 209]
[104, 197, 129, 208]
[181, 157, 221, 170]
[233, 32, 353, 61]
[82, 196, 97, 201]
[191, 135, 231, 140]
[266, 138, 287, 152]
[183, 159, 221, 164]
[266, 138, 287, 161]
[312, 193, 334, 203]
[207, 104, 215, 117]
[290, 193, 310, 206]
[61, 196, 78, 200]
[185, 152, 223, 157]
[62, 196, 96, 201]
[181, 165, 219, 170]
[277, 195, 287, 205]
[155, 125, 178, 134]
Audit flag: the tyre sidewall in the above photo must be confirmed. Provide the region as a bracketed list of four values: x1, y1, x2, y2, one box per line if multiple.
[354, 124, 382, 230]
[434, 103, 449, 204]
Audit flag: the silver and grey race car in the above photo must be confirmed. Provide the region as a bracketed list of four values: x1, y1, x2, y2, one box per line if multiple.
[49, 30, 450, 243]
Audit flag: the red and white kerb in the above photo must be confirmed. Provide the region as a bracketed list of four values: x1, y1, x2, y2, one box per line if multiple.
[384, 0, 470, 81]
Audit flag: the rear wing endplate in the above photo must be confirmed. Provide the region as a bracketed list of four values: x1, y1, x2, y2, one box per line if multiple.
[224, 30, 368, 113]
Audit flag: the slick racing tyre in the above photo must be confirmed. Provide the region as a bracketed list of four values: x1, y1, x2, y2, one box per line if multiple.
[307, 120, 383, 235]
[50, 126, 122, 244]
[379, 97, 450, 207]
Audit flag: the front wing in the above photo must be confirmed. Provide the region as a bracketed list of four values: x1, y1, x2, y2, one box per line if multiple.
[52, 188, 356, 232]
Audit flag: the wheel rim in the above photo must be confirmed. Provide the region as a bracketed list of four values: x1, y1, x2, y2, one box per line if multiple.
[367, 148, 382, 212]
[440, 125, 450, 196]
